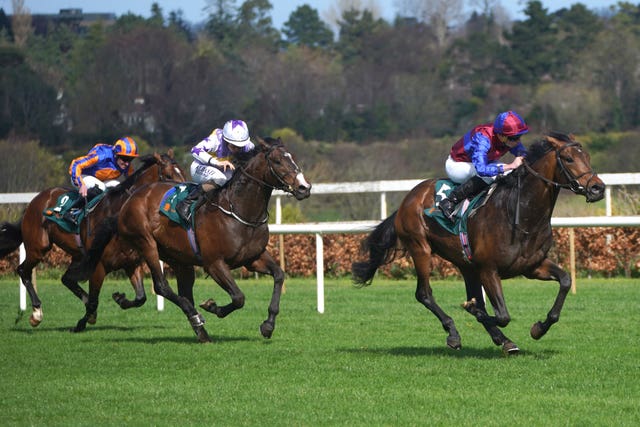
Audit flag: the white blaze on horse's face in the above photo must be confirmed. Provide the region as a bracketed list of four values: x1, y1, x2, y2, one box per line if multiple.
[285, 152, 311, 190]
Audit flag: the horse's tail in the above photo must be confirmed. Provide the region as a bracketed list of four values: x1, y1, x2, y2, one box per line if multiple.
[351, 211, 400, 287]
[66, 216, 119, 282]
[0, 219, 23, 258]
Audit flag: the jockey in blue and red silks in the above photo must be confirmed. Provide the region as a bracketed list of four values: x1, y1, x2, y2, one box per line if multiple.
[438, 111, 529, 221]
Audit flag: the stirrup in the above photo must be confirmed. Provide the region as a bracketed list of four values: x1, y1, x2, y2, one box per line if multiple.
[438, 199, 457, 220]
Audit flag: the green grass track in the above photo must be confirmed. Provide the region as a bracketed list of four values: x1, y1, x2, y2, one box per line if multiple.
[0, 277, 638, 426]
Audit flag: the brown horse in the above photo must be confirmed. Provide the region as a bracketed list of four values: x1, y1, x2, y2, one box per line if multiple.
[352, 133, 605, 354]
[0, 150, 186, 329]
[70, 137, 311, 342]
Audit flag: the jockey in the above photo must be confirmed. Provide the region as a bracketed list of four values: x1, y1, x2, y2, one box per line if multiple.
[438, 111, 529, 221]
[176, 119, 255, 223]
[65, 136, 139, 224]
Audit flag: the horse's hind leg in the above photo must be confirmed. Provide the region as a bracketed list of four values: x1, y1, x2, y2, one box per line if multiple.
[61, 258, 90, 304]
[199, 260, 246, 320]
[409, 244, 461, 349]
[526, 258, 571, 340]
[16, 259, 44, 327]
[462, 274, 519, 354]
[245, 250, 283, 339]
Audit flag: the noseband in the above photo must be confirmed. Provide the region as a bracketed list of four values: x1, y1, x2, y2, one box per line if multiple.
[523, 141, 599, 195]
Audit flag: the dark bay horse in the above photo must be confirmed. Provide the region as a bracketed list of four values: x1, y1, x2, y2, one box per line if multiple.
[352, 133, 605, 354]
[0, 150, 186, 328]
[71, 137, 311, 342]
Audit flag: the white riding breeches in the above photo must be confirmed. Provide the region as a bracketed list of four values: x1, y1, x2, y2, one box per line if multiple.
[445, 155, 508, 184]
[190, 161, 232, 186]
[74, 175, 119, 192]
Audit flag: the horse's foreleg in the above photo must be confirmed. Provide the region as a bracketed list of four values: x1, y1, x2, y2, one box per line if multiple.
[245, 251, 283, 339]
[142, 249, 210, 343]
[173, 264, 195, 306]
[112, 266, 147, 309]
[526, 258, 571, 340]
[16, 261, 44, 327]
[71, 262, 109, 332]
[410, 248, 461, 349]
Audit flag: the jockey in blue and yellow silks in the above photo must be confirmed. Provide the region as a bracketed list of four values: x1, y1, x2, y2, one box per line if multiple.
[438, 111, 529, 221]
[69, 136, 139, 198]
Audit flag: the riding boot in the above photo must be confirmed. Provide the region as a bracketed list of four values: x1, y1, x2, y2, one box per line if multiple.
[176, 185, 205, 223]
[438, 176, 489, 221]
[63, 187, 103, 226]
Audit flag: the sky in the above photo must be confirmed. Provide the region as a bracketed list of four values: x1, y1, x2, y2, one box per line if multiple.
[3, 0, 623, 30]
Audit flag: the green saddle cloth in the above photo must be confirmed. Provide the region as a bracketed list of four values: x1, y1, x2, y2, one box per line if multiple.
[159, 183, 198, 229]
[43, 190, 106, 233]
[424, 179, 485, 235]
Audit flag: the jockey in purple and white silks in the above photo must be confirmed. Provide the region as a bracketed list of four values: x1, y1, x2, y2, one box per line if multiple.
[177, 119, 255, 222]
[438, 111, 529, 221]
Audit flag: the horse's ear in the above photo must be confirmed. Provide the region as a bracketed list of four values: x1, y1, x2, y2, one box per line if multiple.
[568, 133, 576, 141]
[153, 152, 162, 162]
[256, 136, 269, 148]
[167, 148, 174, 158]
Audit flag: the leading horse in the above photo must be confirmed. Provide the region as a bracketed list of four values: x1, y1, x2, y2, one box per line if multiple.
[352, 132, 605, 354]
[70, 137, 311, 342]
[0, 150, 186, 328]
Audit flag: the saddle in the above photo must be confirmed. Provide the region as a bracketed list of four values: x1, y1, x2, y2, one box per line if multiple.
[424, 179, 496, 261]
[159, 183, 198, 229]
[43, 190, 106, 233]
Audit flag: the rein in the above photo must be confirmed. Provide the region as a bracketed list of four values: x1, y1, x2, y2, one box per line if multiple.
[213, 146, 298, 228]
[523, 141, 598, 194]
[512, 140, 597, 233]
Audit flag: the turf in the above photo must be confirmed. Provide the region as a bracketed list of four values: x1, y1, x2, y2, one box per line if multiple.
[0, 277, 638, 426]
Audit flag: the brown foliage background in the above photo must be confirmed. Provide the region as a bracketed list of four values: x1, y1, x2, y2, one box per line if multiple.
[1, 228, 638, 278]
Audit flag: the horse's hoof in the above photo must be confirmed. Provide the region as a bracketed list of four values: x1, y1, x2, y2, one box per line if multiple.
[502, 341, 520, 355]
[29, 307, 43, 327]
[446, 336, 462, 350]
[199, 299, 217, 313]
[260, 322, 274, 339]
[87, 313, 97, 325]
[530, 321, 545, 340]
[70, 320, 87, 333]
[112, 292, 128, 307]
[195, 327, 212, 343]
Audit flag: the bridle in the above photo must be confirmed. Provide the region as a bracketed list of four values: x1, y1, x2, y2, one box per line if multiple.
[239, 145, 301, 194]
[511, 140, 598, 233]
[212, 145, 302, 228]
[523, 141, 599, 195]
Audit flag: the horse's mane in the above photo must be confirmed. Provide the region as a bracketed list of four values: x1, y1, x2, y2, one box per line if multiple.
[108, 155, 158, 197]
[233, 136, 283, 166]
[499, 132, 571, 188]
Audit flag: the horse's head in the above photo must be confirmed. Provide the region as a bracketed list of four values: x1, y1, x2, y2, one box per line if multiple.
[527, 133, 605, 202]
[152, 148, 187, 183]
[246, 137, 311, 200]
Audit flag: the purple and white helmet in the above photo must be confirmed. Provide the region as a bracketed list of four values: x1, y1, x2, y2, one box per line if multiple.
[222, 120, 252, 147]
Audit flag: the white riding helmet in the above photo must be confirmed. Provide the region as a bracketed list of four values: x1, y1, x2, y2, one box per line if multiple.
[222, 120, 252, 147]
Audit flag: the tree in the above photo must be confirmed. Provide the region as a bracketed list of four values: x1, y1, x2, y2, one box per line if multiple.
[282, 5, 334, 48]
[503, 0, 556, 84]
[395, 0, 464, 49]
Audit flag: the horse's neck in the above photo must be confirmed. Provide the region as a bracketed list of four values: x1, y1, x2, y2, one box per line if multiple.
[132, 165, 158, 189]
[224, 170, 273, 220]
[516, 160, 561, 220]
